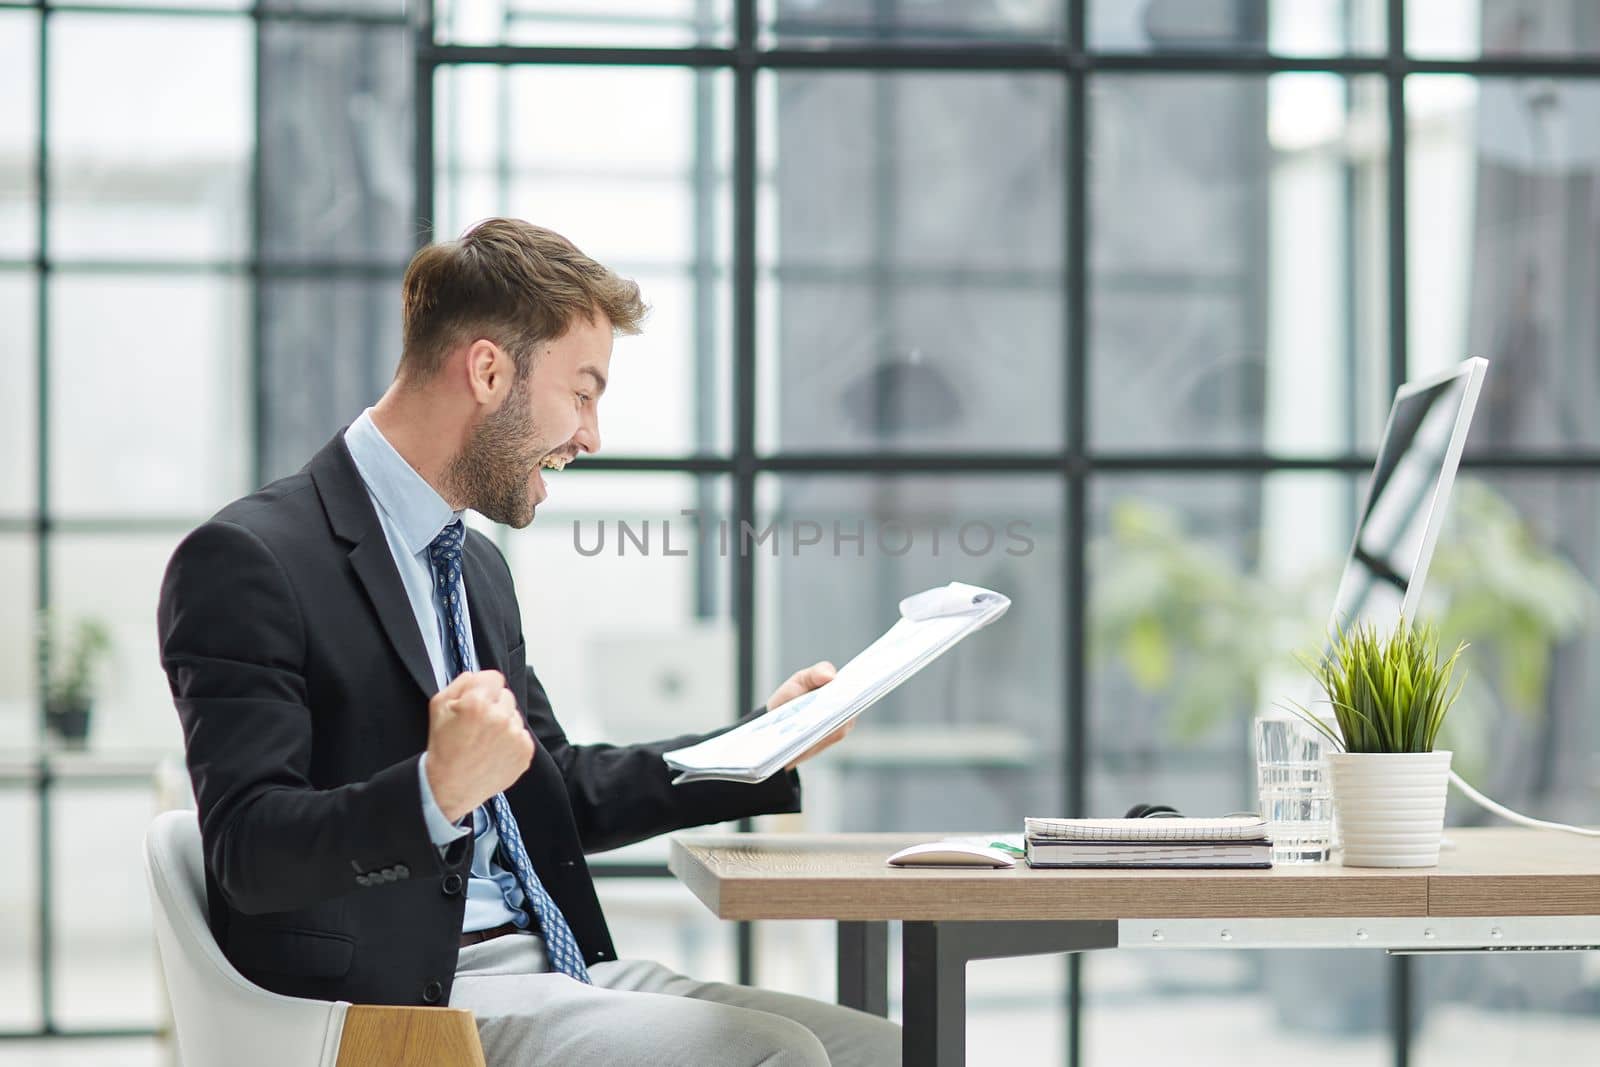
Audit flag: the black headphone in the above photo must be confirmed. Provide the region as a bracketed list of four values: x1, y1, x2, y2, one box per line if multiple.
[1123, 803, 1183, 819]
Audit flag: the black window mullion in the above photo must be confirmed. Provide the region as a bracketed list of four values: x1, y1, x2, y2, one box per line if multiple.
[731, 0, 759, 991]
[1064, 0, 1086, 1061]
[31, 2, 407, 27]
[1386, 5, 1414, 1066]
[33, 0, 53, 1036]
[249, 4, 264, 492]
[690, 56, 720, 619]
[1387, 0, 1409, 396]
[414, 0, 437, 252]
[419, 44, 1600, 79]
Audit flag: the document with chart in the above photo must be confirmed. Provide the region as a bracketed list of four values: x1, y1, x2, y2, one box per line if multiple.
[663, 582, 1012, 785]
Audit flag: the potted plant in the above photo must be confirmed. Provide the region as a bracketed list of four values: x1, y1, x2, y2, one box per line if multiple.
[42, 615, 112, 749]
[1293, 618, 1467, 867]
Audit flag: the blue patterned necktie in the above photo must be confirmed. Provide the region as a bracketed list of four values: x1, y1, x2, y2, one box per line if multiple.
[427, 520, 592, 983]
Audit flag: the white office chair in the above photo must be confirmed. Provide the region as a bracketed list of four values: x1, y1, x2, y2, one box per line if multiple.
[144, 810, 485, 1067]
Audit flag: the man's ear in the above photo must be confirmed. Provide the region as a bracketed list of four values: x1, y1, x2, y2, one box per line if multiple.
[464, 339, 512, 404]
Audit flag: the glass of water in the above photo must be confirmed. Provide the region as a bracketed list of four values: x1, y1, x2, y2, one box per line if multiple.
[1253, 716, 1333, 864]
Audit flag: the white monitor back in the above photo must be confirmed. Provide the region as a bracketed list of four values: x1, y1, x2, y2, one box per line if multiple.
[1327, 357, 1488, 637]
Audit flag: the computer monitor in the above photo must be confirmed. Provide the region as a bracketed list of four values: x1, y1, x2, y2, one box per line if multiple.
[1327, 357, 1489, 636]
[1316, 357, 1600, 836]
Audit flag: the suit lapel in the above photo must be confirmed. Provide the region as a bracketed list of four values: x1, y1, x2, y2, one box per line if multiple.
[463, 538, 508, 676]
[308, 432, 440, 700]
[349, 537, 439, 698]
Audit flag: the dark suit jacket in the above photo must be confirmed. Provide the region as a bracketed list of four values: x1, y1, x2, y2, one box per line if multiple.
[157, 432, 801, 1007]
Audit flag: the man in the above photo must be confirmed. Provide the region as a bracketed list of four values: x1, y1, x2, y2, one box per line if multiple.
[157, 218, 900, 1066]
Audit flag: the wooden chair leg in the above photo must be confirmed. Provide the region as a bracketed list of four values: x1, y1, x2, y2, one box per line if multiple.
[335, 1005, 486, 1067]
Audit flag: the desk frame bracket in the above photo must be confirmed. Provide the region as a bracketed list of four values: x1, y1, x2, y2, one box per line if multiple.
[1118, 916, 1600, 952]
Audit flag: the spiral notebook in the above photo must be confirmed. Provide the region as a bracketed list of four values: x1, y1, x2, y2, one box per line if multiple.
[1023, 816, 1268, 843]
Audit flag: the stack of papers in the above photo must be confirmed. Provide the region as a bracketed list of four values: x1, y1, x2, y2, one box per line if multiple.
[1023, 816, 1273, 869]
[664, 582, 1011, 784]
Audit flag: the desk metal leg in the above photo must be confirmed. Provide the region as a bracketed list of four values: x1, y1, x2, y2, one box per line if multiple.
[903, 923, 966, 1064]
[836, 921, 889, 1017]
[902, 921, 1118, 1067]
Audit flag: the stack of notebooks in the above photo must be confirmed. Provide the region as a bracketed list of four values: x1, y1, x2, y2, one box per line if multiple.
[1023, 816, 1273, 869]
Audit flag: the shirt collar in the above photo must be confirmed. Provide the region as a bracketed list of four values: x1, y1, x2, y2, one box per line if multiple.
[343, 408, 464, 556]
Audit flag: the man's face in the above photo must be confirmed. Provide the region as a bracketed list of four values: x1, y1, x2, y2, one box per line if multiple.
[447, 314, 612, 528]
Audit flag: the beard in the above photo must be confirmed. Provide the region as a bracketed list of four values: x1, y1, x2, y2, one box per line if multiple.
[443, 378, 550, 529]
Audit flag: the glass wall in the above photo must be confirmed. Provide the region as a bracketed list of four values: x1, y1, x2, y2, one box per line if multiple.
[6, 0, 1600, 1060]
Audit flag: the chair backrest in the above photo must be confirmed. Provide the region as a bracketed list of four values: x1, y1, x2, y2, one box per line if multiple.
[145, 810, 349, 1067]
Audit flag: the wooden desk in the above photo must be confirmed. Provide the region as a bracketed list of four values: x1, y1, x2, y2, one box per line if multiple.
[670, 829, 1600, 1066]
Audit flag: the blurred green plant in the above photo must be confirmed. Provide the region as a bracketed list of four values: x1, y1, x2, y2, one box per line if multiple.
[1088, 500, 1289, 740]
[1421, 481, 1596, 781]
[1426, 480, 1595, 714]
[1089, 480, 1595, 746]
[40, 612, 113, 711]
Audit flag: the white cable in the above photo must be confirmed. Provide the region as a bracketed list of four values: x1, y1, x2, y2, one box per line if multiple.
[1449, 769, 1600, 837]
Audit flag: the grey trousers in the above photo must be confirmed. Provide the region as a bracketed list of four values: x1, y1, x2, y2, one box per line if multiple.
[451, 932, 900, 1067]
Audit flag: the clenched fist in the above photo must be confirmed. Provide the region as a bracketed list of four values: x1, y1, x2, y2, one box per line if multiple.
[424, 670, 535, 823]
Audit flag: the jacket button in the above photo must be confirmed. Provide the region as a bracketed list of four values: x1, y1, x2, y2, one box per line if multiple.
[442, 873, 463, 896]
[422, 980, 443, 1004]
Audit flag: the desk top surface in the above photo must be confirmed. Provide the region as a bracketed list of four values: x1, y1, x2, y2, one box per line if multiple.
[667, 829, 1600, 921]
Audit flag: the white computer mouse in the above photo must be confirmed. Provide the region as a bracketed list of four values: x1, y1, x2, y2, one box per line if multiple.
[885, 842, 1015, 868]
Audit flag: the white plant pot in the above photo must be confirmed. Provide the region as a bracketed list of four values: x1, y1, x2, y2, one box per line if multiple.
[1327, 751, 1453, 868]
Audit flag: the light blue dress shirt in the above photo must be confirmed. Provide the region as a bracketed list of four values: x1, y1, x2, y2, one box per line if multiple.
[343, 410, 531, 934]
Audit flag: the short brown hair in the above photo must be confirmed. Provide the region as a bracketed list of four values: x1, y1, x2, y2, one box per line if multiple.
[399, 218, 646, 382]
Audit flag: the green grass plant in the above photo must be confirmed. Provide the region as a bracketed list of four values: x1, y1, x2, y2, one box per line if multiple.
[1290, 618, 1467, 754]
